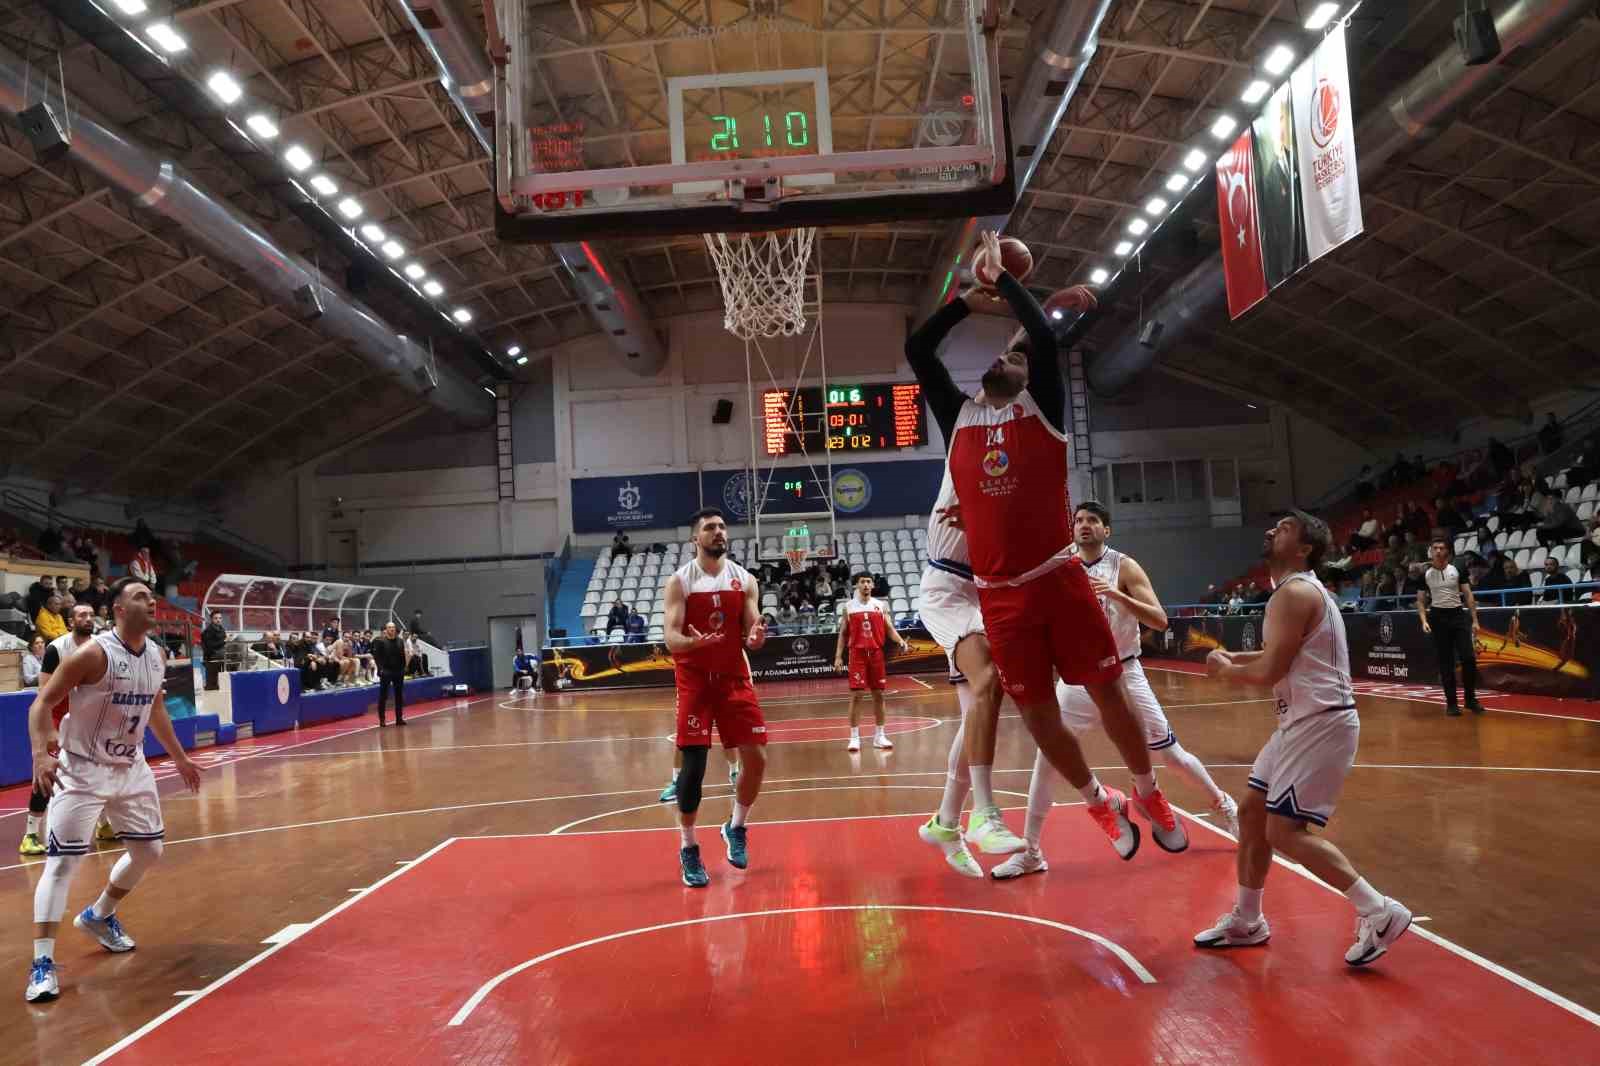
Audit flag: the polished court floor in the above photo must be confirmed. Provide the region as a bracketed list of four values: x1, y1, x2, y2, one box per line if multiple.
[1, 664, 1597, 1064]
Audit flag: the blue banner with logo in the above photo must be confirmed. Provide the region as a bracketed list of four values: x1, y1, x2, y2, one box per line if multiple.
[571, 472, 701, 533]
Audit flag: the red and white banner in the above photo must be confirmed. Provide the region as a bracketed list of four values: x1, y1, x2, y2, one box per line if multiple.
[1292, 22, 1363, 261]
[1215, 130, 1268, 320]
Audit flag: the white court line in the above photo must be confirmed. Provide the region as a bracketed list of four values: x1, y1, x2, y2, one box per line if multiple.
[261, 923, 313, 945]
[505, 687, 939, 714]
[448, 904, 1156, 1027]
[82, 837, 463, 1066]
[548, 784, 1031, 835]
[1173, 804, 1600, 1030]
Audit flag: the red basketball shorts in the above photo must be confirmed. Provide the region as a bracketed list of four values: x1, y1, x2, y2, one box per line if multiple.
[977, 559, 1122, 705]
[675, 669, 768, 749]
[848, 647, 887, 691]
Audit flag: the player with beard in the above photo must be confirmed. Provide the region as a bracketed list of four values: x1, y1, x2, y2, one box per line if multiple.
[907, 230, 1185, 861]
[662, 508, 769, 887]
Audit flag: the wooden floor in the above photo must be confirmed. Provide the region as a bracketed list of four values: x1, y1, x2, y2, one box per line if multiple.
[2, 664, 1598, 1064]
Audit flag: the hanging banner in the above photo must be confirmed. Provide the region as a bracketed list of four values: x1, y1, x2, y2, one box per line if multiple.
[1251, 82, 1310, 290]
[1215, 129, 1269, 320]
[1292, 22, 1364, 261]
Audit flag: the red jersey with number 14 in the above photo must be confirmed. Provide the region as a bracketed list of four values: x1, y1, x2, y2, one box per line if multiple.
[671, 558, 755, 677]
[845, 596, 889, 650]
[947, 389, 1072, 587]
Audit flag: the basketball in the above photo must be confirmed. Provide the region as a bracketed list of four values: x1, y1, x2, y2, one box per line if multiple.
[971, 236, 1033, 288]
[1043, 285, 1099, 318]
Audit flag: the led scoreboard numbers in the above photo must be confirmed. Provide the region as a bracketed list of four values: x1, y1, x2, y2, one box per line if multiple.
[760, 384, 926, 457]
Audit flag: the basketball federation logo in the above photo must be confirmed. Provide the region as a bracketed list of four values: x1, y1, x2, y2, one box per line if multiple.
[1311, 77, 1341, 149]
[982, 448, 1009, 477]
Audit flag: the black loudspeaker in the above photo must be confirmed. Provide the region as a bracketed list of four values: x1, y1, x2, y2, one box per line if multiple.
[1454, 1, 1500, 66]
[18, 103, 70, 164]
[292, 283, 325, 320]
[1138, 320, 1165, 349]
[712, 399, 735, 424]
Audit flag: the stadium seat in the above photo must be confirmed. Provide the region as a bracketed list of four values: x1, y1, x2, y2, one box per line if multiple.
[892, 597, 910, 613]
[1530, 547, 1548, 570]
[1554, 472, 1569, 490]
[1453, 535, 1469, 555]
[1582, 501, 1597, 522]
[1585, 484, 1600, 503]
[1494, 532, 1509, 550]
[1530, 571, 1544, 590]
[1514, 548, 1532, 570]
[1486, 516, 1500, 533]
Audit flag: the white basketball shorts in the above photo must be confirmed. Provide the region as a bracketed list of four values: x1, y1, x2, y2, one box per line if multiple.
[45, 752, 165, 856]
[1247, 708, 1360, 828]
[1055, 658, 1175, 750]
[918, 565, 984, 678]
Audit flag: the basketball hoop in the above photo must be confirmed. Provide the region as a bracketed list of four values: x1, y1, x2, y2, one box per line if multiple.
[785, 548, 810, 575]
[703, 228, 816, 340]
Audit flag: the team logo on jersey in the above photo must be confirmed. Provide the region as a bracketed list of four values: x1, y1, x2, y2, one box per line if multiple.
[708, 610, 726, 632]
[982, 449, 1010, 477]
[114, 658, 131, 678]
[1011, 404, 1023, 418]
[730, 579, 742, 592]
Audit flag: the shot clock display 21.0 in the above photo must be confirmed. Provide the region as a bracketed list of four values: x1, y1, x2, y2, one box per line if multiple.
[709, 111, 811, 151]
[761, 384, 926, 456]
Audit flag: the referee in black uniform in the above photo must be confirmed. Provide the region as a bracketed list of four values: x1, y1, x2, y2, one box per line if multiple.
[1417, 539, 1485, 717]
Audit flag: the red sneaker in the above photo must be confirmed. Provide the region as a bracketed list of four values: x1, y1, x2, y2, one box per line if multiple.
[1085, 787, 1139, 860]
[1132, 786, 1189, 853]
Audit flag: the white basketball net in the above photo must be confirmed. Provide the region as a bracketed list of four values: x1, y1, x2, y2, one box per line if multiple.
[703, 228, 817, 340]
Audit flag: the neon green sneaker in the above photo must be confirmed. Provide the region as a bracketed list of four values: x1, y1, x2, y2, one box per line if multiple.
[965, 806, 1027, 855]
[658, 779, 677, 804]
[918, 815, 983, 879]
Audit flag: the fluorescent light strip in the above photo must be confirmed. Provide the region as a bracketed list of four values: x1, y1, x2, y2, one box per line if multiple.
[1263, 45, 1295, 75]
[1304, 2, 1340, 30]
[1241, 79, 1271, 105]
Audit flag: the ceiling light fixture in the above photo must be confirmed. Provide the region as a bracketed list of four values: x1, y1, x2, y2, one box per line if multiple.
[1089, 268, 1109, 285]
[403, 262, 427, 280]
[144, 22, 186, 53]
[206, 70, 242, 104]
[244, 113, 278, 139]
[336, 198, 363, 220]
[1127, 218, 1150, 236]
[1182, 148, 1209, 171]
[359, 224, 385, 244]
[1210, 114, 1238, 139]
[421, 280, 444, 297]
[1305, 3, 1340, 30]
[112, 0, 148, 13]
[516, 356, 529, 366]
[452, 308, 473, 324]
[1145, 196, 1169, 215]
[283, 144, 313, 172]
[308, 174, 338, 196]
[507, 345, 522, 357]
[1165, 173, 1189, 193]
[1114, 240, 1134, 256]
[380, 240, 405, 260]
[1241, 79, 1271, 105]
[1263, 45, 1295, 76]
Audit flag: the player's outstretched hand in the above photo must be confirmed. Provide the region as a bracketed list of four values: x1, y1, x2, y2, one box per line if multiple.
[31, 750, 58, 799]
[745, 620, 768, 651]
[936, 503, 964, 530]
[1205, 649, 1233, 678]
[685, 624, 723, 647]
[977, 229, 1002, 267]
[175, 755, 203, 793]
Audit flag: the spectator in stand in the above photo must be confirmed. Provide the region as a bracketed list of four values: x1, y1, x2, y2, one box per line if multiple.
[605, 598, 629, 635]
[34, 594, 66, 642]
[1348, 508, 1380, 552]
[70, 530, 96, 568]
[350, 630, 375, 681]
[93, 604, 110, 632]
[1537, 493, 1585, 549]
[1337, 578, 1361, 609]
[1225, 587, 1243, 615]
[611, 529, 633, 562]
[404, 630, 426, 677]
[0, 527, 20, 555]
[22, 637, 44, 687]
[1541, 557, 1574, 604]
[1434, 496, 1467, 540]
[409, 610, 430, 643]
[129, 547, 157, 586]
[1382, 534, 1407, 573]
[777, 598, 800, 629]
[201, 610, 228, 691]
[1539, 412, 1563, 455]
[257, 632, 285, 662]
[624, 607, 646, 643]
[1358, 569, 1378, 611]
[371, 622, 408, 725]
[1499, 558, 1534, 607]
[24, 576, 52, 622]
[1581, 515, 1600, 571]
[815, 573, 834, 601]
[321, 616, 342, 644]
[1565, 429, 1600, 489]
[1323, 542, 1352, 572]
[1375, 568, 1397, 607]
[1487, 436, 1514, 476]
[1402, 563, 1428, 603]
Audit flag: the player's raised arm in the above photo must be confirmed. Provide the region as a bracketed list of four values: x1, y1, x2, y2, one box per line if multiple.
[993, 270, 1066, 434]
[905, 289, 975, 449]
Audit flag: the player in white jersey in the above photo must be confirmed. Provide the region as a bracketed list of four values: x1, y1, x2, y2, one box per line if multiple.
[1196, 511, 1411, 967]
[915, 464, 1028, 878]
[19, 605, 99, 856]
[993, 502, 1238, 878]
[24, 578, 203, 1003]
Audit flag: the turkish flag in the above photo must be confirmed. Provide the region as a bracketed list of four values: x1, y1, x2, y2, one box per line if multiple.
[1215, 129, 1269, 320]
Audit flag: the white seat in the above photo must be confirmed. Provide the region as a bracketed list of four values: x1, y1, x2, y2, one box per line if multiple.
[1530, 571, 1545, 590]
[1585, 483, 1600, 502]
[1494, 532, 1509, 550]
[603, 577, 622, 592]
[1453, 535, 1468, 555]
[579, 604, 598, 619]
[650, 611, 665, 626]
[913, 528, 927, 543]
[895, 531, 912, 544]
[1554, 472, 1569, 490]
[1530, 547, 1548, 570]
[607, 631, 625, 644]
[1551, 544, 1571, 567]
[1513, 548, 1531, 570]
[1569, 568, 1584, 583]
[1567, 486, 1584, 504]
[1581, 501, 1597, 522]
[892, 597, 910, 614]
[648, 626, 664, 639]
[1486, 516, 1500, 533]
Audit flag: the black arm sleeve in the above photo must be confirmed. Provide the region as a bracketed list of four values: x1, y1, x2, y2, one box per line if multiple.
[904, 298, 973, 449]
[41, 646, 59, 673]
[995, 272, 1066, 434]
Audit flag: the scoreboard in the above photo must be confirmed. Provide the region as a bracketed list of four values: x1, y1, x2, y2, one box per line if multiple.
[760, 384, 927, 457]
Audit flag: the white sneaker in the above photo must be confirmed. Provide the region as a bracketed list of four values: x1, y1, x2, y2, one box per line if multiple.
[964, 806, 1027, 854]
[872, 732, 893, 749]
[74, 907, 136, 953]
[1345, 898, 1411, 966]
[990, 847, 1048, 880]
[846, 734, 861, 752]
[917, 816, 983, 879]
[24, 957, 57, 1003]
[1194, 908, 1270, 949]
[1213, 793, 1240, 839]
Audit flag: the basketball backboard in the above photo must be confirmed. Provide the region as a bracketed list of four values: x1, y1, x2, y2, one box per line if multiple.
[492, 0, 1014, 241]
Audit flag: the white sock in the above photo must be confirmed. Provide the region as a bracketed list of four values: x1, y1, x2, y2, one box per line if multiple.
[730, 802, 751, 828]
[1345, 877, 1385, 917]
[25, 814, 42, 837]
[1236, 885, 1264, 922]
[1024, 752, 1056, 847]
[678, 824, 695, 848]
[970, 765, 995, 812]
[32, 938, 53, 961]
[671, 768, 680, 782]
[1162, 741, 1227, 805]
[91, 890, 118, 919]
[848, 727, 859, 738]
[938, 688, 973, 829]
[1078, 777, 1107, 806]
[1132, 769, 1157, 796]
[874, 725, 886, 738]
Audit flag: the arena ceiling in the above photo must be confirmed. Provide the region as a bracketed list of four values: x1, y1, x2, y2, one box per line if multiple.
[2, 0, 1599, 502]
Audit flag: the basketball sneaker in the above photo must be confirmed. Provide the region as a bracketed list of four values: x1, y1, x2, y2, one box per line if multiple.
[1132, 786, 1188, 852]
[990, 847, 1048, 880]
[75, 907, 136, 953]
[24, 957, 57, 1003]
[1345, 898, 1412, 966]
[1085, 787, 1140, 860]
[18, 833, 44, 857]
[658, 779, 678, 804]
[679, 845, 710, 888]
[964, 806, 1027, 855]
[872, 732, 893, 749]
[1212, 793, 1240, 840]
[917, 815, 982, 879]
[846, 733, 861, 752]
[720, 821, 749, 870]
[1194, 908, 1271, 949]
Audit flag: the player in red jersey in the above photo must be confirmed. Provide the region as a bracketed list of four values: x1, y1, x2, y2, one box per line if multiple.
[833, 573, 910, 751]
[906, 230, 1187, 860]
[662, 507, 769, 887]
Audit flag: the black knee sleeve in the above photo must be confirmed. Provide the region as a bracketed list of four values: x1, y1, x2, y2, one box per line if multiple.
[677, 745, 709, 815]
[28, 786, 47, 815]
